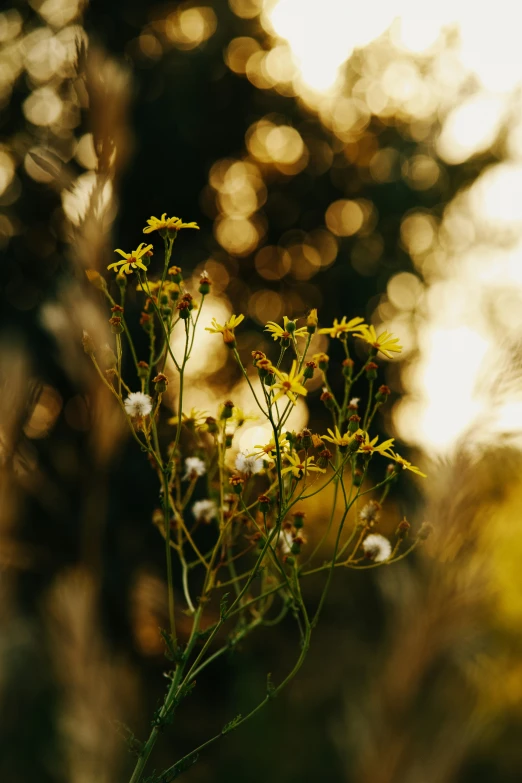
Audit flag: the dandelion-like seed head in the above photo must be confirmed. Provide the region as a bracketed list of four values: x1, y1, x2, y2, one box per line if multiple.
[359, 500, 381, 525]
[362, 533, 392, 563]
[235, 451, 264, 476]
[124, 391, 153, 418]
[192, 499, 218, 523]
[183, 457, 207, 481]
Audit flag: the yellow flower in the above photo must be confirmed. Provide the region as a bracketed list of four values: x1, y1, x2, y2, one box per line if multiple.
[386, 451, 427, 478]
[271, 360, 308, 405]
[136, 279, 161, 293]
[357, 431, 395, 456]
[318, 316, 365, 338]
[168, 408, 209, 430]
[321, 426, 359, 448]
[265, 316, 308, 342]
[355, 324, 402, 358]
[251, 434, 290, 458]
[231, 407, 258, 427]
[205, 314, 245, 334]
[281, 453, 325, 479]
[108, 243, 153, 275]
[143, 213, 200, 234]
[307, 308, 318, 330]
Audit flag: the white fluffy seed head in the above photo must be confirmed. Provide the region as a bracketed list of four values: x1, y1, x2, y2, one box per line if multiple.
[362, 533, 392, 563]
[183, 457, 206, 480]
[124, 391, 153, 418]
[235, 451, 263, 476]
[192, 499, 217, 523]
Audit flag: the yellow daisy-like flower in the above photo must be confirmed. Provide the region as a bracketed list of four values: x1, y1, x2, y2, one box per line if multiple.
[143, 213, 200, 234]
[281, 453, 325, 479]
[250, 434, 290, 458]
[355, 324, 402, 359]
[271, 360, 308, 405]
[357, 431, 395, 456]
[321, 426, 359, 448]
[168, 408, 209, 430]
[230, 407, 258, 427]
[205, 314, 245, 334]
[107, 243, 153, 275]
[318, 316, 366, 339]
[265, 316, 308, 342]
[386, 451, 427, 478]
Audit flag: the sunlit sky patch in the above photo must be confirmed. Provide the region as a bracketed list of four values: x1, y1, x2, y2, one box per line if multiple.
[257, 0, 522, 455]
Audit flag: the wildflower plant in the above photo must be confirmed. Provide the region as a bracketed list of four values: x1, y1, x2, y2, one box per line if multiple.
[84, 212, 429, 783]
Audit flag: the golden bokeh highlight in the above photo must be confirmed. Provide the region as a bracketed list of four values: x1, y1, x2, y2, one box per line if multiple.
[164, 6, 217, 50]
[225, 37, 262, 75]
[214, 215, 263, 257]
[228, 0, 263, 19]
[248, 288, 284, 324]
[255, 245, 291, 280]
[246, 119, 308, 173]
[325, 199, 364, 237]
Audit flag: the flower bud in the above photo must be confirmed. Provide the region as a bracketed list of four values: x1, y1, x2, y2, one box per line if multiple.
[350, 433, 364, 454]
[395, 518, 410, 539]
[303, 360, 316, 380]
[220, 400, 234, 419]
[251, 350, 266, 366]
[320, 388, 335, 411]
[153, 373, 168, 393]
[257, 358, 273, 378]
[386, 463, 399, 481]
[365, 361, 378, 380]
[375, 384, 391, 403]
[230, 474, 244, 495]
[168, 265, 183, 283]
[222, 328, 236, 348]
[314, 353, 329, 372]
[306, 308, 318, 334]
[258, 494, 271, 513]
[109, 316, 124, 334]
[176, 300, 191, 319]
[342, 358, 354, 379]
[317, 448, 332, 469]
[137, 360, 149, 378]
[82, 330, 95, 355]
[293, 510, 306, 529]
[348, 414, 361, 433]
[347, 397, 360, 414]
[286, 320, 297, 334]
[205, 415, 218, 434]
[300, 428, 313, 450]
[199, 271, 211, 295]
[352, 467, 364, 486]
[180, 292, 194, 310]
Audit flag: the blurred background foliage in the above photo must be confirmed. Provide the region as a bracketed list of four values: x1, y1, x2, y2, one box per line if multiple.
[3, 0, 522, 781]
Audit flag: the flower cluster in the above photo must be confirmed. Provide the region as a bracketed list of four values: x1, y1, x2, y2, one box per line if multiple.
[84, 209, 429, 783]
